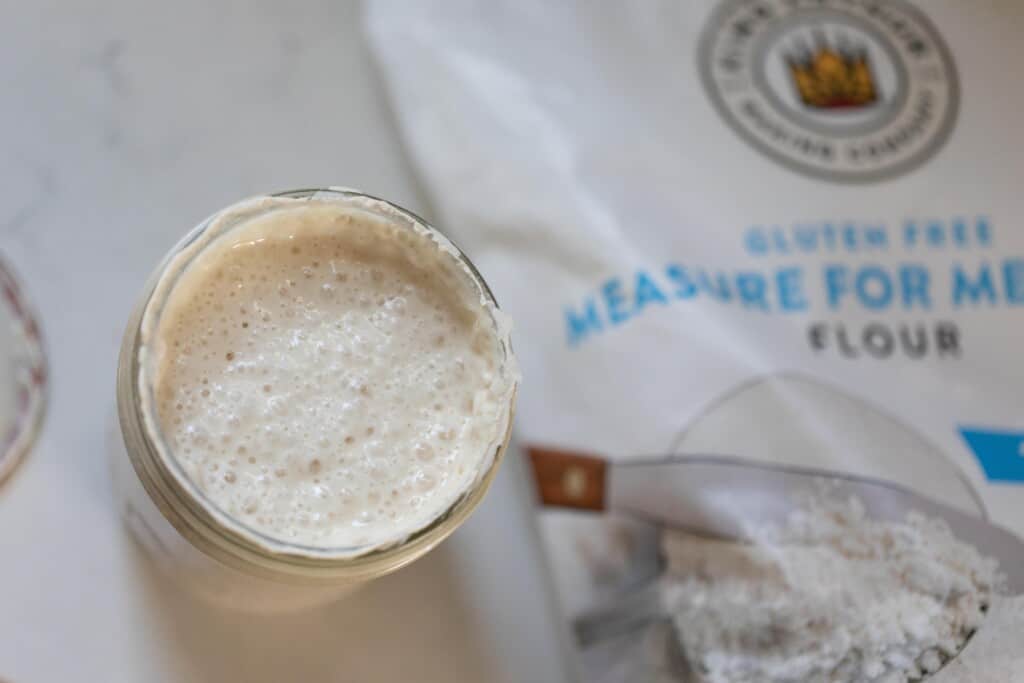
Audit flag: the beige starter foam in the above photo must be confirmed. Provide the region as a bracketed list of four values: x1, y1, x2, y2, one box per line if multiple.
[140, 196, 516, 552]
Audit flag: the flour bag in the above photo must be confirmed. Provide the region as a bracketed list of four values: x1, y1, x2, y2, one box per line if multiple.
[367, 2, 1024, 680]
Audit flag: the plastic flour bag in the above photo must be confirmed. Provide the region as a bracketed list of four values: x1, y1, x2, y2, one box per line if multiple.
[366, 1, 1024, 680]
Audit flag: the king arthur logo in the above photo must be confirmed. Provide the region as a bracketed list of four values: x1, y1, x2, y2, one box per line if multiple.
[699, 0, 958, 182]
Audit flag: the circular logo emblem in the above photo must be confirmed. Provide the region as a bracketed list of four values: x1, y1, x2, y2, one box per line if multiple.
[699, 0, 958, 182]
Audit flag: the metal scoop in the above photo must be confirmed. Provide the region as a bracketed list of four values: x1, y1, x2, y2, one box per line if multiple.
[528, 447, 1024, 659]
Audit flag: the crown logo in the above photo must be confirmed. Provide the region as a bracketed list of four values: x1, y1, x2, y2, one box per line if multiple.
[786, 31, 878, 109]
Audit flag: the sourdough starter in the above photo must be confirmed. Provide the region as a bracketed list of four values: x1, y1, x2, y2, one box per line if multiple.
[143, 198, 516, 551]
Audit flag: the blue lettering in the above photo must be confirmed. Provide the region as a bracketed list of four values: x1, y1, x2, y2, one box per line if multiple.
[794, 226, 818, 252]
[842, 224, 858, 250]
[977, 216, 992, 247]
[777, 268, 807, 311]
[744, 229, 768, 256]
[697, 270, 732, 301]
[903, 221, 919, 248]
[952, 217, 968, 247]
[899, 264, 931, 310]
[634, 271, 668, 311]
[824, 264, 848, 310]
[666, 264, 697, 299]
[952, 263, 997, 307]
[602, 278, 631, 324]
[565, 298, 602, 346]
[822, 224, 837, 250]
[1005, 259, 1024, 305]
[855, 266, 893, 310]
[736, 273, 768, 310]
[865, 225, 887, 249]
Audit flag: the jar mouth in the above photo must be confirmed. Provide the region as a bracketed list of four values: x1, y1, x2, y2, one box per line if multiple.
[119, 187, 517, 578]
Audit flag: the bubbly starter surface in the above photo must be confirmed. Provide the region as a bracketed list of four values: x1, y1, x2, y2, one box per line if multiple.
[149, 201, 513, 550]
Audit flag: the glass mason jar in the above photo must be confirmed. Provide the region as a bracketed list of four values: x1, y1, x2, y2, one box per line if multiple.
[112, 188, 516, 612]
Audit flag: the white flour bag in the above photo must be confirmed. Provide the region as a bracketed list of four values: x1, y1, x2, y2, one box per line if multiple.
[367, 2, 1024, 680]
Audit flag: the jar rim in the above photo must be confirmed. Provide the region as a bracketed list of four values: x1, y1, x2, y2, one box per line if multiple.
[117, 187, 517, 582]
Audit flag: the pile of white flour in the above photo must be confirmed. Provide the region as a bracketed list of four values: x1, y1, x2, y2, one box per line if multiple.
[660, 496, 1002, 683]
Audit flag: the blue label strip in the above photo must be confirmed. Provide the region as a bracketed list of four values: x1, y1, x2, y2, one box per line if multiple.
[959, 427, 1024, 482]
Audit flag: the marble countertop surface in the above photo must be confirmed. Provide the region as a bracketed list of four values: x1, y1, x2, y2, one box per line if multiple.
[0, 2, 571, 681]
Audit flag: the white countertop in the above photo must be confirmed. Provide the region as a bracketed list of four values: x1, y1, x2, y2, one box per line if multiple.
[0, 2, 571, 681]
